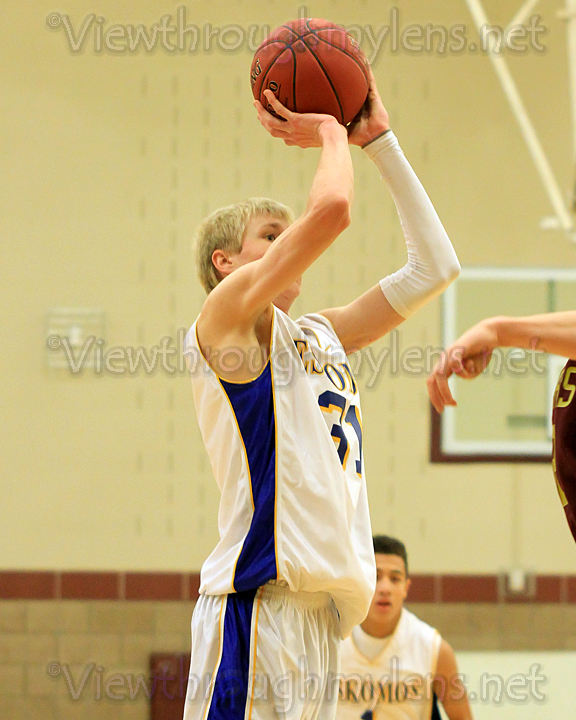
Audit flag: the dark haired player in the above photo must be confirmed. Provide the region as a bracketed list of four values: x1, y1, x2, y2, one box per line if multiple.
[427, 311, 576, 542]
[337, 536, 473, 720]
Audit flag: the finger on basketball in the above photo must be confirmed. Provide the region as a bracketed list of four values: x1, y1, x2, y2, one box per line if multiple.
[254, 102, 288, 135]
[263, 90, 291, 120]
[253, 100, 272, 126]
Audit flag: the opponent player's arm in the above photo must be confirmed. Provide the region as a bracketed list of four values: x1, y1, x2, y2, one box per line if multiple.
[427, 311, 576, 413]
[199, 101, 353, 338]
[315, 71, 460, 353]
[433, 640, 474, 720]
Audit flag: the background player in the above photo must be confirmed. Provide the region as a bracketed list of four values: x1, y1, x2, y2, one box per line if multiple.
[184, 71, 460, 719]
[427, 311, 576, 543]
[337, 536, 473, 720]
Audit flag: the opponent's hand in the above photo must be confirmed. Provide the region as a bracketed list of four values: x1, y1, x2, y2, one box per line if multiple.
[426, 319, 500, 413]
[347, 67, 390, 148]
[254, 90, 346, 148]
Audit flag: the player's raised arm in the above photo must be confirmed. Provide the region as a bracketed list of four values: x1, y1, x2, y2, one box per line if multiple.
[427, 311, 576, 413]
[318, 70, 461, 353]
[198, 92, 353, 344]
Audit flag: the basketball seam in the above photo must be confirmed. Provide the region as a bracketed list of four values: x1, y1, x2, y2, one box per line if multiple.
[286, 20, 343, 42]
[256, 36, 290, 53]
[299, 40, 345, 124]
[256, 21, 364, 119]
[257, 26, 298, 50]
[283, 22, 335, 40]
[263, 22, 345, 49]
[303, 19, 353, 51]
[281, 24, 302, 40]
[313, 33, 370, 82]
[290, 46, 297, 111]
[256, 44, 295, 109]
[304, 18, 343, 35]
[303, 17, 369, 83]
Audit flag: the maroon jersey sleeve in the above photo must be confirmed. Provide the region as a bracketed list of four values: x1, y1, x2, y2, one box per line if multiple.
[552, 359, 576, 542]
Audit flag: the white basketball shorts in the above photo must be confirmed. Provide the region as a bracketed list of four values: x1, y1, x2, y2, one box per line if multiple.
[183, 583, 341, 720]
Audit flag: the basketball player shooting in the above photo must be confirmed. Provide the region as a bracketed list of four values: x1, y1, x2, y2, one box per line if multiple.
[427, 312, 576, 545]
[183, 68, 460, 720]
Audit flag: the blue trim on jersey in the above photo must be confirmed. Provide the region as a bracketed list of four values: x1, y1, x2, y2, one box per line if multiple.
[207, 589, 257, 720]
[221, 363, 277, 592]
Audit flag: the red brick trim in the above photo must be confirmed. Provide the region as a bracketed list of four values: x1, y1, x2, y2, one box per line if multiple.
[0, 572, 55, 599]
[125, 573, 183, 601]
[0, 572, 201, 600]
[61, 572, 120, 600]
[1, 572, 575, 602]
[535, 575, 562, 602]
[441, 575, 500, 602]
[189, 574, 201, 601]
[567, 576, 576, 603]
[406, 575, 436, 602]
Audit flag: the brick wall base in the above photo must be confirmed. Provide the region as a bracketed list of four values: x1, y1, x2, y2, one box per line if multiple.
[1, 596, 575, 719]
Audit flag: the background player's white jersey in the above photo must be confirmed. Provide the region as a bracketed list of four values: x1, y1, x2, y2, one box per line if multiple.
[337, 608, 441, 719]
[185, 307, 375, 638]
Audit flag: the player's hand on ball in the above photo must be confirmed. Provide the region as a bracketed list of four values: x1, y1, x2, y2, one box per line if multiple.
[347, 68, 390, 148]
[254, 90, 345, 148]
[426, 320, 499, 413]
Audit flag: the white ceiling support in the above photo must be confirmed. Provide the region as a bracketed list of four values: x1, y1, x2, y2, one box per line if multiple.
[464, 0, 574, 234]
[506, 0, 542, 34]
[560, 0, 576, 164]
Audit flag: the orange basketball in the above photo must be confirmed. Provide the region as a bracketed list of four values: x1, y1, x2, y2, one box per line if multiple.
[250, 18, 370, 126]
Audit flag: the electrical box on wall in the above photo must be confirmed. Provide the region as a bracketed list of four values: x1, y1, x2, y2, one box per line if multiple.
[45, 307, 105, 370]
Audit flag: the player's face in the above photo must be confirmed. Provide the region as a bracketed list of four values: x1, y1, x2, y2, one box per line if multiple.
[236, 214, 301, 311]
[237, 215, 288, 262]
[368, 554, 411, 627]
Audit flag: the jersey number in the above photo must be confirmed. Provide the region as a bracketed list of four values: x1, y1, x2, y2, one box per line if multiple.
[556, 367, 576, 408]
[318, 391, 363, 477]
[552, 366, 571, 506]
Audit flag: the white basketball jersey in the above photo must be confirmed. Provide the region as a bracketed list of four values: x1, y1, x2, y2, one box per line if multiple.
[184, 307, 376, 638]
[337, 609, 442, 719]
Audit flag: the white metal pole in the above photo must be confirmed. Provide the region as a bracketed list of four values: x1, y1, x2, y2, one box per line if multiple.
[563, 0, 576, 164]
[506, 0, 541, 35]
[464, 0, 573, 231]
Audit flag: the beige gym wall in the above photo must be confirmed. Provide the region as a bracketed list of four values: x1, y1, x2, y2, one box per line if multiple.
[2, 0, 575, 576]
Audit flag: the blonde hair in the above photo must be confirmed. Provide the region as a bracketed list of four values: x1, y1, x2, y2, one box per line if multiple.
[195, 198, 295, 294]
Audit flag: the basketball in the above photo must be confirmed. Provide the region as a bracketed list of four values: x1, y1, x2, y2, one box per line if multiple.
[250, 18, 370, 126]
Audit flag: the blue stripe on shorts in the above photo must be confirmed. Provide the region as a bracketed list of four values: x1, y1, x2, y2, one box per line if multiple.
[207, 588, 258, 720]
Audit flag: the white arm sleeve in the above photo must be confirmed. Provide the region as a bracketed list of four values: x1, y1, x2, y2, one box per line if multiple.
[363, 130, 460, 318]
